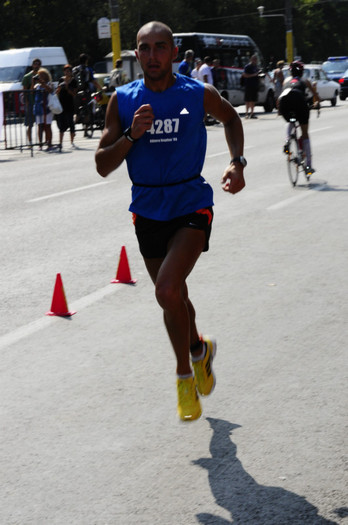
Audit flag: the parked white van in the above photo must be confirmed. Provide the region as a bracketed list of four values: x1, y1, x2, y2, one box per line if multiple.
[0, 47, 68, 91]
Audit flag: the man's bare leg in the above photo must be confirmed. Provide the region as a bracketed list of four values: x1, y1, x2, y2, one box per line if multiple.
[143, 227, 205, 375]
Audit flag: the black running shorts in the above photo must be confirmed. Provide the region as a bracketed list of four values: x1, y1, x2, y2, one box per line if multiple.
[133, 207, 214, 259]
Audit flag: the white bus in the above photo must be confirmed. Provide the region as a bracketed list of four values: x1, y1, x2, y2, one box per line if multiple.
[173, 32, 275, 112]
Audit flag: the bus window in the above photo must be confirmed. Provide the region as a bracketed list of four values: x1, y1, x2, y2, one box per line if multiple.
[173, 32, 264, 71]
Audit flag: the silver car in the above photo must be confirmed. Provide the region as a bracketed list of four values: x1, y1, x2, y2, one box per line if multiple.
[215, 67, 275, 112]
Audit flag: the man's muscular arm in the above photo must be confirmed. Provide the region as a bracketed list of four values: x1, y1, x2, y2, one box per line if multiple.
[95, 94, 154, 178]
[204, 84, 246, 194]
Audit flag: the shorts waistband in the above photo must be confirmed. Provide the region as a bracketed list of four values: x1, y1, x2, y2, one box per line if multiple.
[131, 174, 201, 188]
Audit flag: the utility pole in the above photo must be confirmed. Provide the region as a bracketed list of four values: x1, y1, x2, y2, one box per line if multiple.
[109, 0, 121, 65]
[285, 0, 294, 62]
[257, 2, 294, 62]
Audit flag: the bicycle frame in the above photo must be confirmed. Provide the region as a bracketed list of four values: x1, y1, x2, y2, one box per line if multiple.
[286, 116, 311, 187]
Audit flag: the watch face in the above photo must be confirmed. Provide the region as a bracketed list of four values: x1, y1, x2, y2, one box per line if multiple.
[239, 156, 247, 166]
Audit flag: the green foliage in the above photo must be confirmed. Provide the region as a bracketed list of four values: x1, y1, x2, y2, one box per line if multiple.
[0, 0, 347, 67]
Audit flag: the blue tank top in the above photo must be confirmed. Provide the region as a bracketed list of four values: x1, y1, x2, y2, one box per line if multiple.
[116, 73, 214, 221]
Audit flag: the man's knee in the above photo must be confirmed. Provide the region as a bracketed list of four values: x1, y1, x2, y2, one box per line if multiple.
[155, 280, 182, 310]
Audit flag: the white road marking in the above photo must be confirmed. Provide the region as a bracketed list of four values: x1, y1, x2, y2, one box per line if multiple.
[26, 148, 254, 202]
[0, 283, 124, 351]
[207, 145, 253, 159]
[311, 126, 332, 133]
[26, 180, 114, 203]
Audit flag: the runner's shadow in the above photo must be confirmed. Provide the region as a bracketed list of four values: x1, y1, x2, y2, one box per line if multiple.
[193, 417, 338, 524]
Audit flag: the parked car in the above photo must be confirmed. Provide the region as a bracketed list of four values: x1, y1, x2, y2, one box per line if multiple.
[322, 56, 348, 82]
[215, 67, 275, 112]
[283, 64, 340, 106]
[338, 68, 348, 100]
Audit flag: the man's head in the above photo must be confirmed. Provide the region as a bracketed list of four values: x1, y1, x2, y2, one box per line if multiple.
[79, 53, 89, 65]
[251, 55, 258, 65]
[135, 21, 178, 82]
[32, 58, 42, 72]
[184, 49, 194, 63]
[195, 58, 202, 69]
[290, 60, 304, 78]
[204, 56, 212, 65]
[116, 58, 123, 68]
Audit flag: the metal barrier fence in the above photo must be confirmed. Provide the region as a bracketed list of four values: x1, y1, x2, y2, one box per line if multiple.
[0, 89, 106, 156]
[0, 90, 39, 156]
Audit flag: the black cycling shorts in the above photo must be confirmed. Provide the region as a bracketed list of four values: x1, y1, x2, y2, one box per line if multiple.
[278, 89, 310, 125]
[133, 207, 214, 259]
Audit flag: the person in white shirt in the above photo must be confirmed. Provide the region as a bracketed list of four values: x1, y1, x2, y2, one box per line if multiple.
[191, 58, 202, 79]
[197, 56, 213, 84]
[197, 56, 216, 124]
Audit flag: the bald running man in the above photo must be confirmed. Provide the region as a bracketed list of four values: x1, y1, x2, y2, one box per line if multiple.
[96, 21, 246, 421]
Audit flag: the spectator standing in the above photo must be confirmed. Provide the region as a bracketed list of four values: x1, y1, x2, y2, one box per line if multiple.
[211, 58, 221, 88]
[178, 49, 194, 77]
[191, 58, 202, 79]
[273, 60, 285, 101]
[56, 64, 78, 151]
[22, 58, 42, 145]
[197, 57, 215, 124]
[197, 56, 213, 84]
[73, 53, 101, 93]
[108, 58, 129, 89]
[33, 68, 54, 150]
[268, 56, 276, 71]
[242, 54, 260, 119]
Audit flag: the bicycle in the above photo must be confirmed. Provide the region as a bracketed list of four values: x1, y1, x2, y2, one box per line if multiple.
[75, 90, 94, 138]
[284, 115, 312, 187]
[284, 103, 320, 187]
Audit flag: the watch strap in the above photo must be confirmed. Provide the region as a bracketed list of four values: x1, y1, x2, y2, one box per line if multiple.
[124, 127, 138, 143]
[230, 156, 247, 167]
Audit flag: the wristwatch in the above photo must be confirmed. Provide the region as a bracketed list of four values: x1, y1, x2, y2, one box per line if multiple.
[123, 127, 138, 143]
[230, 155, 247, 167]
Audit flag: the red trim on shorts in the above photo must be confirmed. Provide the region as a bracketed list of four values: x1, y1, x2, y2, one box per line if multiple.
[196, 208, 213, 225]
[132, 213, 137, 225]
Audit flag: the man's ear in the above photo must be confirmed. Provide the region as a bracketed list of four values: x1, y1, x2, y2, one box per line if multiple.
[134, 49, 139, 61]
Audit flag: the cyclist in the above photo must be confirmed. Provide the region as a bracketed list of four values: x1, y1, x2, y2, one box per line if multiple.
[278, 61, 319, 174]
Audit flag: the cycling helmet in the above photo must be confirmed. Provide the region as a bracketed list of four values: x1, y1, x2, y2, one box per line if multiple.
[290, 60, 304, 77]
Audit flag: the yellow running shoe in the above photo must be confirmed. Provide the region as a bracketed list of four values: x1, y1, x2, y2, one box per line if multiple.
[177, 376, 202, 421]
[192, 336, 217, 396]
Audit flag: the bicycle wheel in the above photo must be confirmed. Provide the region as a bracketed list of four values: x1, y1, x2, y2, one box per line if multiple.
[287, 136, 299, 186]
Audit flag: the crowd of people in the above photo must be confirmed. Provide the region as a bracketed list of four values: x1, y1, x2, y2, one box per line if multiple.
[21, 53, 110, 151]
[21, 45, 318, 173]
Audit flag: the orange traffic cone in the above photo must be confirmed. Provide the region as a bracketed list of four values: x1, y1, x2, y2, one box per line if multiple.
[111, 246, 137, 284]
[46, 273, 76, 316]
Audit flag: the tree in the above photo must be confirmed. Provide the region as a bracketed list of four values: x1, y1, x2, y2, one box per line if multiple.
[0, 0, 347, 66]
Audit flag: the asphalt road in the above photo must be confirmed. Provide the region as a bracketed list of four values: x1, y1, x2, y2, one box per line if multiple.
[0, 100, 347, 524]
